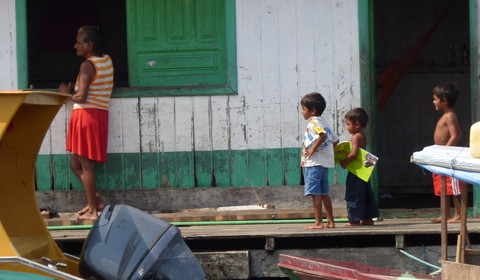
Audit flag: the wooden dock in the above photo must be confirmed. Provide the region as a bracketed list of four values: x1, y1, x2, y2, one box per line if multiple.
[49, 216, 480, 241]
[47, 209, 480, 279]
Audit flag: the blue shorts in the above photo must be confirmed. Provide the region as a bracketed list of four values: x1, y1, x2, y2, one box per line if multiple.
[304, 166, 329, 195]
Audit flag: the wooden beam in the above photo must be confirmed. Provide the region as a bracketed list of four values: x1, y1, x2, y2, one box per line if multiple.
[441, 175, 448, 261]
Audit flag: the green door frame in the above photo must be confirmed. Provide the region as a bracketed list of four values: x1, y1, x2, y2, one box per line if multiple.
[469, 0, 480, 217]
[358, 0, 378, 199]
[359, 0, 480, 213]
[15, 0, 28, 90]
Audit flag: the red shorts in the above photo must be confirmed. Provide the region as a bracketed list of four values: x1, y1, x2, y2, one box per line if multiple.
[66, 108, 109, 162]
[433, 173, 461, 196]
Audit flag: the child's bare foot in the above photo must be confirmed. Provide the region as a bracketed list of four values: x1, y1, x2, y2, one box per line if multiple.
[345, 221, 361, 227]
[305, 223, 324, 230]
[447, 216, 461, 223]
[361, 219, 375, 225]
[326, 222, 335, 228]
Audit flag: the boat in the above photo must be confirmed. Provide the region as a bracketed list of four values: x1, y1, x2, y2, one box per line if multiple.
[278, 254, 440, 280]
[0, 90, 205, 279]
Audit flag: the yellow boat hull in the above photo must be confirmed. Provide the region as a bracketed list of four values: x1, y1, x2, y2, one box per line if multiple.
[0, 91, 81, 279]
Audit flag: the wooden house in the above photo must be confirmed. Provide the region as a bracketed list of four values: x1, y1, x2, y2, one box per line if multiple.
[0, 0, 478, 213]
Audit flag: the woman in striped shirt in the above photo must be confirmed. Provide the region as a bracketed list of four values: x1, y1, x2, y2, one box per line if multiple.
[59, 26, 114, 220]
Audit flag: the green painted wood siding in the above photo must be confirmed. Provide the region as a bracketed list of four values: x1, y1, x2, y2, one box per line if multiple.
[126, 0, 227, 88]
[36, 148, 349, 190]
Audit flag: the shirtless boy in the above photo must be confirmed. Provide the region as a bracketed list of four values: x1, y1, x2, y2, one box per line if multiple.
[431, 82, 463, 223]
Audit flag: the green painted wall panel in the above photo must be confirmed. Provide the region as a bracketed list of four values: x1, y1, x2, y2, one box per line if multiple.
[141, 153, 160, 189]
[194, 151, 214, 187]
[37, 148, 353, 190]
[68, 157, 83, 191]
[212, 150, 231, 187]
[123, 153, 142, 189]
[105, 154, 124, 189]
[335, 166, 348, 185]
[265, 148, 284, 186]
[36, 155, 52, 191]
[230, 150, 248, 187]
[284, 148, 301, 186]
[52, 154, 70, 190]
[175, 152, 195, 188]
[160, 152, 177, 188]
[247, 149, 267, 187]
[94, 162, 107, 190]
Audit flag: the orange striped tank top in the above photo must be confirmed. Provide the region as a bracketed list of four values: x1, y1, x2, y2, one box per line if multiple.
[74, 54, 114, 110]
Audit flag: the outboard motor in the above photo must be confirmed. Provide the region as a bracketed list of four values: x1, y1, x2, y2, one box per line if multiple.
[79, 204, 206, 280]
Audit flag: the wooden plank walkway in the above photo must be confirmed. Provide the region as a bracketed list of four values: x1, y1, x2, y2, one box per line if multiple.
[49, 216, 480, 241]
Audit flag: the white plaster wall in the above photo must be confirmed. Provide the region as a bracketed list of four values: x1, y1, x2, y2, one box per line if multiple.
[34, 0, 362, 155]
[0, 0, 17, 90]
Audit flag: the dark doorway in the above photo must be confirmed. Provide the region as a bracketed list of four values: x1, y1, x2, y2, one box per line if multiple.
[374, 0, 471, 195]
[27, 0, 128, 88]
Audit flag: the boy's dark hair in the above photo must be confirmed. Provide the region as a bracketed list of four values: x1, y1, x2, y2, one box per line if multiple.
[345, 107, 368, 128]
[433, 82, 459, 107]
[301, 92, 326, 116]
[78, 26, 104, 53]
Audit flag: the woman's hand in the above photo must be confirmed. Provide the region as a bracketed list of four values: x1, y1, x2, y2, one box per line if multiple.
[59, 82, 73, 94]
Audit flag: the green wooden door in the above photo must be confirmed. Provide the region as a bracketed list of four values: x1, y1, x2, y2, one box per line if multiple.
[127, 0, 227, 87]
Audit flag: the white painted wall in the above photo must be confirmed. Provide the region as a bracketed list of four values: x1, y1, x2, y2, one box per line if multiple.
[4, 0, 362, 155]
[0, 0, 17, 90]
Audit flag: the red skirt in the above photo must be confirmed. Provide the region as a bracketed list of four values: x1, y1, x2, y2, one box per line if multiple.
[66, 108, 109, 162]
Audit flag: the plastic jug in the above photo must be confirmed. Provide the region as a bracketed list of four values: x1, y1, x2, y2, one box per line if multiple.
[471, 122, 480, 158]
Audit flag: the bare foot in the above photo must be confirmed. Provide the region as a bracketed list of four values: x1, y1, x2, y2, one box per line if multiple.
[305, 223, 324, 230]
[345, 221, 361, 227]
[76, 198, 105, 216]
[77, 211, 98, 220]
[361, 219, 375, 226]
[326, 222, 335, 228]
[431, 217, 442, 223]
[447, 216, 461, 223]
[76, 205, 90, 216]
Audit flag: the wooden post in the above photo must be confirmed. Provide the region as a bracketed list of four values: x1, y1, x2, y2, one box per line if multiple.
[459, 182, 469, 263]
[441, 176, 448, 261]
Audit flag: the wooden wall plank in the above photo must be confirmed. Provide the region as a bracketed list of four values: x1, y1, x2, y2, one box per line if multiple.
[36, 155, 52, 190]
[230, 2, 249, 187]
[139, 98, 160, 188]
[331, 0, 356, 137]
[193, 96, 213, 187]
[266, 148, 284, 186]
[211, 96, 231, 187]
[105, 153, 123, 189]
[158, 97, 176, 187]
[37, 128, 52, 190]
[121, 98, 141, 189]
[174, 97, 194, 187]
[50, 104, 69, 190]
[284, 148, 301, 186]
[259, 0, 284, 186]
[278, 0, 301, 186]
[242, 0, 266, 186]
[52, 154, 69, 190]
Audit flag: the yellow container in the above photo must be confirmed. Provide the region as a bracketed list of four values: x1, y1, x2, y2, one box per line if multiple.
[471, 121, 480, 158]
